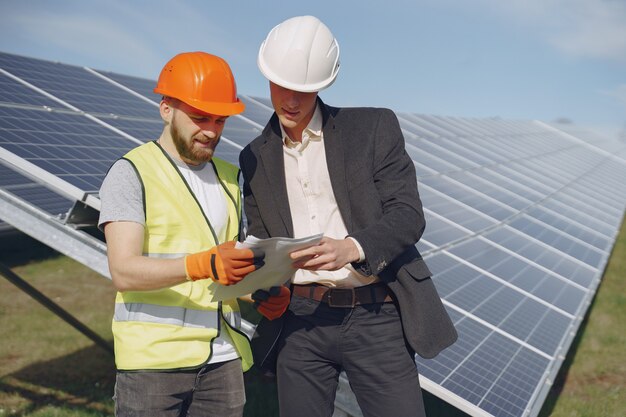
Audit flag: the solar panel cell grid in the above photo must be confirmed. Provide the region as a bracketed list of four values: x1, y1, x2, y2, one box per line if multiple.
[0, 52, 156, 118]
[238, 96, 274, 126]
[421, 187, 496, 232]
[93, 70, 161, 104]
[103, 117, 162, 143]
[422, 213, 471, 247]
[0, 106, 136, 192]
[0, 73, 60, 108]
[483, 228, 596, 288]
[0, 162, 73, 217]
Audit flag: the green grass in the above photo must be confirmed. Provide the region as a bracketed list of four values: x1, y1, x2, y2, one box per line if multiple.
[1, 220, 625, 417]
[537, 217, 626, 417]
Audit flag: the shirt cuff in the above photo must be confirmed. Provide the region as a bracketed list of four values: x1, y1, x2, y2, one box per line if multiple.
[347, 237, 365, 263]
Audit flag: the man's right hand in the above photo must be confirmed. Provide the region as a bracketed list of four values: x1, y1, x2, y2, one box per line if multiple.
[185, 241, 264, 285]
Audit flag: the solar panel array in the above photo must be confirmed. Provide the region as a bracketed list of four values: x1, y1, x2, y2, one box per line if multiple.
[402, 115, 626, 417]
[1, 51, 625, 417]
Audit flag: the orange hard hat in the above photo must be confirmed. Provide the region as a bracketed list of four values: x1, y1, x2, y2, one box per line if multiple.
[154, 52, 245, 116]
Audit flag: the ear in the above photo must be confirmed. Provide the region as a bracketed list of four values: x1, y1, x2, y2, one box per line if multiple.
[160, 99, 173, 123]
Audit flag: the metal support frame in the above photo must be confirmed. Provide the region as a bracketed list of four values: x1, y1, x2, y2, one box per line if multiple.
[64, 198, 101, 227]
[0, 188, 110, 278]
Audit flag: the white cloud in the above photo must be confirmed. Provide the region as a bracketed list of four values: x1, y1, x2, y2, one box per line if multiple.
[478, 0, 626, 64]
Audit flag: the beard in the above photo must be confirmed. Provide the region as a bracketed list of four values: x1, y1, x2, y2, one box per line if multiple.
[170, 121, 219, 164]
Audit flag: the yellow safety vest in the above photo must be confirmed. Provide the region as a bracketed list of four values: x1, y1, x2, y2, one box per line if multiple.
[111, 141, 252, 371]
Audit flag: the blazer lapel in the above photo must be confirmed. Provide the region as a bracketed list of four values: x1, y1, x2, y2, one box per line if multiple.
[259, 117, 294, 237]
[321, 103, 353, 233]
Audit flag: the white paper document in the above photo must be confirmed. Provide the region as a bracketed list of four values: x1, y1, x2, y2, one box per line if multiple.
[207, 233, 323, 302]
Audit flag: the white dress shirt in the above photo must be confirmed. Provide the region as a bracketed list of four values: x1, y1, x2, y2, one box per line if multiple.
[281, 105, 377, 288]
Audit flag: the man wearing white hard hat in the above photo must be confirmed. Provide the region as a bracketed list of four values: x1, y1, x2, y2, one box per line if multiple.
[240, 16, 457, 417]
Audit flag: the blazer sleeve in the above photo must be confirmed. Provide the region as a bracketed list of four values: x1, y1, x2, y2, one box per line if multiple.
[348, 108, 426, 276]
[239, 145, 270, 240]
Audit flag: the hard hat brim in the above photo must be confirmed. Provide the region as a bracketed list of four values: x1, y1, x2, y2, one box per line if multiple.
[154, 88, 246, 116]
[257, 52, 338, 93]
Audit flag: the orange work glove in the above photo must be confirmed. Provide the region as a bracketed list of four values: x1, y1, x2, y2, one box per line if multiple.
[251, 286, 291, 320]
[185, 241, 264, 285]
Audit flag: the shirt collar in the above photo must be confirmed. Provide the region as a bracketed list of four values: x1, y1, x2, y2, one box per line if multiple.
[282, 104, 323, 149]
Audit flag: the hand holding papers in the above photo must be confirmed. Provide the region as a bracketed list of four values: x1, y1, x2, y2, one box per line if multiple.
[207, 234, 323, 302]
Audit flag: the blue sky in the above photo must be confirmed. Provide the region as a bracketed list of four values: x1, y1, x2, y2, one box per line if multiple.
[1, 0, 625, 138]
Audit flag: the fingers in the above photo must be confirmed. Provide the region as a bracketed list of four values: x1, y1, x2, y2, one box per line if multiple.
[186, 242, 265, 284]
[290, 237, 358, 271]
[229, 263, 262, 279]
[293, 254, 329, 269]
[228, 257, 265, 271]
[290, 243, 326, 268]
[250, 247, 265, 262]
[216, 274, 243, 286]
[253, 286, 290, 320]
[293, 252, 344, 271]
[269, 286, 281, 296]
[290, 246, 318, 261]
[256, 303, 286, 320]
[221, 246, 265, 263]
[252, 286, 287, 302]
[251, 289, 270, 302]
[220, 246, 265, 279]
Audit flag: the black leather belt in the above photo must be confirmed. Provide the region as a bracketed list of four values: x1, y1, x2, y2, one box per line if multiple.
[292, 283, 393, 308]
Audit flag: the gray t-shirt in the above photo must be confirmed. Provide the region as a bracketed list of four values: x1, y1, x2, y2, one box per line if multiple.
[98, 159, 144, 230]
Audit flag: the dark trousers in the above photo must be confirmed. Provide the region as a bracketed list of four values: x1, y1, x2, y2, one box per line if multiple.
[276, 294, 426, 417]
[114, 358, 245, 417]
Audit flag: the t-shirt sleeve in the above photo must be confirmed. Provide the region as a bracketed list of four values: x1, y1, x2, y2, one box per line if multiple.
[98, 159, 145, 231]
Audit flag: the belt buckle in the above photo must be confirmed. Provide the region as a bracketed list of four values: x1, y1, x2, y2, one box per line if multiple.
[327, 288, 355, 308]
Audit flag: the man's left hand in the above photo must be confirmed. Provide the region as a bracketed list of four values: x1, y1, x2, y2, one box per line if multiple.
[252, 286, 291, 320]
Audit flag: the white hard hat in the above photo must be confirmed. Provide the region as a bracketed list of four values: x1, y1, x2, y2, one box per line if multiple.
[258, 15, 340, 93]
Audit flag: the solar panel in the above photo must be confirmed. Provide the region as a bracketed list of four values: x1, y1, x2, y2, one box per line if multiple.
[0, 160, 75, 233]
[0, 105, 134, 193]
[240, 95, 275, 124]
[1, 51, 625, 417]
[0, 72, 60, 108]
[90, 69, 161, 104]
[0, 52, 156, 119]
[398, 114, 626, 417]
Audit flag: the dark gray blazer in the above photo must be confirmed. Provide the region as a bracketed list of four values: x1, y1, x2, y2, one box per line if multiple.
[239, 99, 457, 370]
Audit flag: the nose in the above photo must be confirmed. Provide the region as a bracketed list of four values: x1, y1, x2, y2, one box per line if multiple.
[284, 90, 302, 109]
[201, 128, 217, 139]
[196, 119, 219, 138]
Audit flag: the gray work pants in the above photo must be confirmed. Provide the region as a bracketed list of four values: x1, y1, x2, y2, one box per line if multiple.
[114, 358, 245, 417]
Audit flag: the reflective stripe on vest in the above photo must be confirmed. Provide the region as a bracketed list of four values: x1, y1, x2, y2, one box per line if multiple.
[114, 302, 242, 331]
[115, 303, 219, 329]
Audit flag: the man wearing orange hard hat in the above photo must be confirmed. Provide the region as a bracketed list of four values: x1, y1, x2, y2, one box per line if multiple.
[98, 51, 283, 416]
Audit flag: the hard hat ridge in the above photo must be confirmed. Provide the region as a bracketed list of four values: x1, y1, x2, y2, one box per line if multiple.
[258, 15, 340, 93]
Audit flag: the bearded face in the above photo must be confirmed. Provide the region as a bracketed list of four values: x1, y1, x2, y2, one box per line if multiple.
[169, 106, 223, 164]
